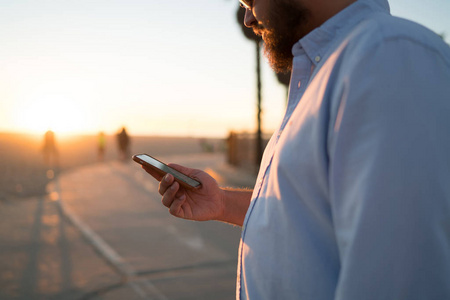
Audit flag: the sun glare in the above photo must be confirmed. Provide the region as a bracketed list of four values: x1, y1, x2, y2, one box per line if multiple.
[17, 97, 87, 136]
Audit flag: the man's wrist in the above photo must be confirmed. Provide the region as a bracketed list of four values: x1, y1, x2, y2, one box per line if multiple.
[216, 188, 252, 226]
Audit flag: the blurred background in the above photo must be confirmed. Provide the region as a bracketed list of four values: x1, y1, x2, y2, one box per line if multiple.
[1, 0, 448, 198]
[1, 0, 449, 138]
[0, 0, 449, 299]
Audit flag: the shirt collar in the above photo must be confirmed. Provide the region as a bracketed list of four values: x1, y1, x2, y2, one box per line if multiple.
[292, 0, 391, 65]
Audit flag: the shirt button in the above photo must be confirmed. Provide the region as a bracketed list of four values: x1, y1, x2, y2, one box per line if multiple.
[277, 129, 283, 138]
[297, 81, 301, 88]
[315, 55, 321, 62]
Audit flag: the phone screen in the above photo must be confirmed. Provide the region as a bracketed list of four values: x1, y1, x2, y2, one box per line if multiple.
[133, 154, 201, 189]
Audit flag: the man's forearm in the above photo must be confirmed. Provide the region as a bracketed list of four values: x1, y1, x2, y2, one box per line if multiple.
[217, 188, 253, 227]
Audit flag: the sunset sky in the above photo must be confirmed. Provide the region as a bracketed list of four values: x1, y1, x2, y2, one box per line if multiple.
[1, 0, 449, 138]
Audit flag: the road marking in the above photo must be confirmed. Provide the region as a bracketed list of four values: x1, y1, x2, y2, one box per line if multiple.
[51, 176, 168, 300]
[166, 224, 206, 251]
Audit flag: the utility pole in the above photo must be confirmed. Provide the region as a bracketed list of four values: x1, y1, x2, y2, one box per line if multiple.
[255, 41, 263, 166]
[236, 7, 264, 167]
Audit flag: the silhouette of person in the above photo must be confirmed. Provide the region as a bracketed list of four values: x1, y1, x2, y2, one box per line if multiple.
[116, 127, 130, 161]
[42, 130, 59, 168]
[98, 131, 106, 162]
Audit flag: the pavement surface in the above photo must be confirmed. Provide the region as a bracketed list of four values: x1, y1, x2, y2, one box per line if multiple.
[0, 153, 256, 300]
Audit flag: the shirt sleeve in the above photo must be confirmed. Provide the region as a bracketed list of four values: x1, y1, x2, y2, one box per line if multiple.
[329, 37, 450, 299]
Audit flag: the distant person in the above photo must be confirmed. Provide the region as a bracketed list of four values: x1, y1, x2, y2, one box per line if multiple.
[42, 130, 58, 168]
[116, 127, 130, 161]
[97, 131, 106, 162]
[142, 0, 450, 299]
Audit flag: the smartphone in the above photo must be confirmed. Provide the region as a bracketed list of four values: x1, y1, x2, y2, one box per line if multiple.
[132, 153, 201, 189]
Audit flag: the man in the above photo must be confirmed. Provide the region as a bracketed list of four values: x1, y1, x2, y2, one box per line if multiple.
[42, 130, 59, 168]
[144, 0, 450, 298]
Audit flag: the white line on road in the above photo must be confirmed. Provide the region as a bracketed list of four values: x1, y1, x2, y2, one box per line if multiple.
[51, 176, 168, 300]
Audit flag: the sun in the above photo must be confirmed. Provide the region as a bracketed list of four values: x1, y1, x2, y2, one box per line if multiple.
[17, 96, 88, 136]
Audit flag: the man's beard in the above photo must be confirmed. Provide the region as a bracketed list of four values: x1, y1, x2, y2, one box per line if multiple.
[253, 0, 311, 73]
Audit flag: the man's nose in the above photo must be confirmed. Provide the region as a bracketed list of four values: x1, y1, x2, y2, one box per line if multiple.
[243, 9, 257, 28]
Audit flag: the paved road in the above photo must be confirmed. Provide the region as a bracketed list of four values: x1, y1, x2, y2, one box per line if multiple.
[0, 153, 256, 300]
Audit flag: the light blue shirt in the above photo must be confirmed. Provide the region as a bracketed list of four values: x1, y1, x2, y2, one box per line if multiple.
[237, 0, 450, 299]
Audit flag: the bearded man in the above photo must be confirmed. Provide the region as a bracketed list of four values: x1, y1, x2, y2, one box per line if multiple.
[144, 0, 450, 298]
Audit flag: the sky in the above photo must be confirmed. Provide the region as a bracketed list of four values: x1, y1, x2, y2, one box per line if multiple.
[1, 0, 449, 138]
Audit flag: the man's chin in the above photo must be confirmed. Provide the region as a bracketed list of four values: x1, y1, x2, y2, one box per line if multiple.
[262, 41, 293, 73]
[267, 56, 293, 73]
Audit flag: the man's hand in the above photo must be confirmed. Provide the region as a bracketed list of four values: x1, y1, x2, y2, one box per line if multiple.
[142, 164, 225, 221]
[142, 163, 253, 226]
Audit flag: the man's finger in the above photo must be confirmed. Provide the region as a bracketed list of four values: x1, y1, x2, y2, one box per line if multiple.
[158, 174, 174, 195]
[161, 181, 179, 208]
[169, 194, 187, 218]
